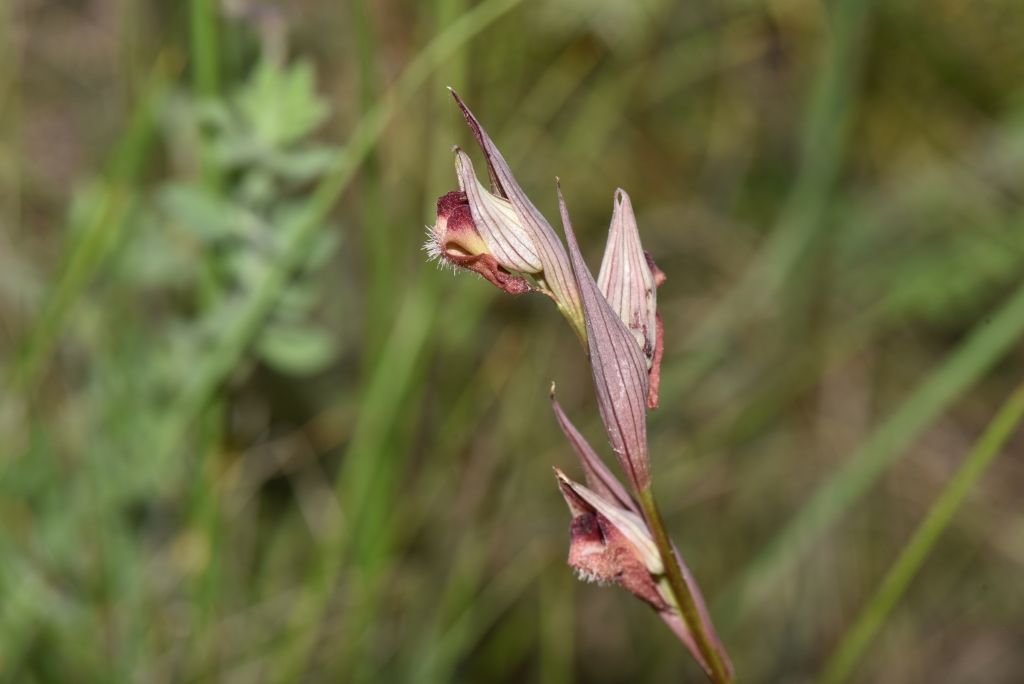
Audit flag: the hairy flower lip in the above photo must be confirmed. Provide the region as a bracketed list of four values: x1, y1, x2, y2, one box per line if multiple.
[428, 190, 531, 295]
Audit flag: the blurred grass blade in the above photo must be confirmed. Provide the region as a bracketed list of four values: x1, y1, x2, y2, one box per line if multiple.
[189, 0, 222, 190]
[820, 382, 1024, 684]
[663, 0, 872, 398]
[11, 54, 176, 396]
[262, 1, 526, 679]
[189, 0, 220, 96]
[719, 280, 1024, 626]
[351, 0, 390, 364]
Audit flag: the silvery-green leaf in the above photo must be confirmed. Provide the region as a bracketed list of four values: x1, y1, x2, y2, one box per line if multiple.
[257, 323, 336, 376]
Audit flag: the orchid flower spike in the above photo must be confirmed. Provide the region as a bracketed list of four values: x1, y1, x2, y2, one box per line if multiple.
[425, 90, 585, 340]
[426, 92, 735, 683]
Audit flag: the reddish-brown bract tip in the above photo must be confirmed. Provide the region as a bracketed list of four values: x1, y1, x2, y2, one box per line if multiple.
[644, 251, 666, 409]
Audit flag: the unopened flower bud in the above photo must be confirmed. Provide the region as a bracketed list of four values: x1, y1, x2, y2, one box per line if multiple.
[597, 189, 666, 408]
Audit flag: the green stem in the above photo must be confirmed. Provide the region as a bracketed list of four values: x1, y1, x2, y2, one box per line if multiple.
[638, 488, 733, 684]
[820, 381, 1024, 684]
[189, 0, 220, 97]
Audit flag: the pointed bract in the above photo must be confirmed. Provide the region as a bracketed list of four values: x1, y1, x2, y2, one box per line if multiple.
[558, 183, 651, 493]
[550, 384, 638, 515]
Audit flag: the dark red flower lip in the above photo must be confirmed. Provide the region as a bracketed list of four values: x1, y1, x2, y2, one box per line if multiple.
[429, 189, 531, 295]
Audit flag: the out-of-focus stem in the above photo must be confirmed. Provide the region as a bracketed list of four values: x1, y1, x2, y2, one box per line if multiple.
[638, 488, 733, 684]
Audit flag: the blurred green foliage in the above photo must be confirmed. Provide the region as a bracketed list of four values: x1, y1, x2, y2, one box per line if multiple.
[1, 0, 1023, 682]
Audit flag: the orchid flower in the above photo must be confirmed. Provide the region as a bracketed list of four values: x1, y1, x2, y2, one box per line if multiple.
[552, 394, 732, 681]
[426, 90, 585, 341]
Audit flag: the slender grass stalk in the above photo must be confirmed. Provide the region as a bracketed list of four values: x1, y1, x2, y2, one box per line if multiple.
[351, 0, 390, 364]
[189, 0, 220, 96]
[0, 0, 21, 242]
[639, 489, 733, 684]
[410, 543, 552, 682]
[719, 278, 1024, 627]
[189, 0, 223, 195]
[538, 562, 573, 684]
[185, 400, 227, 679]
[262, 2, 526, 679]
[662, 0, 872, 400]
[11, 54, 176, 397]
[820, 382, 1024, 684]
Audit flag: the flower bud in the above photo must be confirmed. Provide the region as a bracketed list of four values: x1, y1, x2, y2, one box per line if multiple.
[596, 189, 666, 408]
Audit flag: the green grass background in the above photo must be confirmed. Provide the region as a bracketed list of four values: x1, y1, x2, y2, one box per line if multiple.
[2, 0, 1024, 682]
